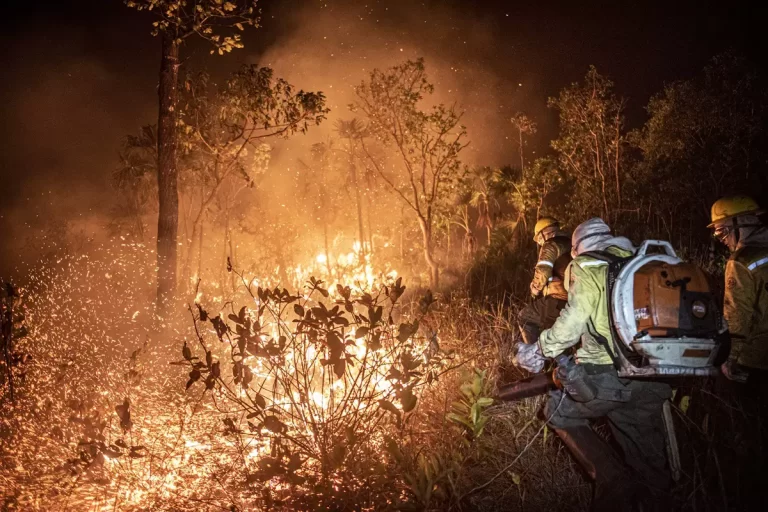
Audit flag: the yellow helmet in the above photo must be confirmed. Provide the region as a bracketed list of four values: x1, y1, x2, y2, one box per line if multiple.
[533, 217, 559, 241]
[708, 196, 764, 228]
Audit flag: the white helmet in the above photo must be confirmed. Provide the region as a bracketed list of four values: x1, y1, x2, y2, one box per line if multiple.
[571, 217, 612, 257]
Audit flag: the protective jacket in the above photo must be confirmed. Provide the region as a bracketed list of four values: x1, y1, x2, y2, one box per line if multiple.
[539, 246, 633, 365]
[725, 227, 768, 369]
[531, 234, 572, 300]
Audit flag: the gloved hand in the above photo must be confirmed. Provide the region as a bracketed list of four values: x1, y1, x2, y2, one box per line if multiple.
[512, 341, 546, 373]
[529, 282, 542, 299]
[721, 359, 748, 383]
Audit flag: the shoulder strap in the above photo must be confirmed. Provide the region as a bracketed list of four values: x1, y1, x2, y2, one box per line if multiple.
[580, 250, 619, 263]
[587, 318, 621, 371]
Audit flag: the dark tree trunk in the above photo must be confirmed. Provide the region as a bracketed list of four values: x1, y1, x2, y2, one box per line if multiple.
[155, 33, 180, 315]
[349, 161, 366, 260]
[196, 219, 204, 286]
[323, 222, 332, 276]
[417, 216, 439, 289]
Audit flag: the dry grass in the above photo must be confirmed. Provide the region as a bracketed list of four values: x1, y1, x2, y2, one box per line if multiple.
[420, 291, 590, 511]
[3, 252, 760, 511]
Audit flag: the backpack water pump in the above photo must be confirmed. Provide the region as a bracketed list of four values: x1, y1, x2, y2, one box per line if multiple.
[606, 240, 727, 377]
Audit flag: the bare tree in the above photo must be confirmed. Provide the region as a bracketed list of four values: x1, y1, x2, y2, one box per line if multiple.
[335, 119, 370, 259]
[510, 112, 537, 180]
[178, 68, 327, 290]
[548, 66, 627, 223]
[353, 59, 467, 289]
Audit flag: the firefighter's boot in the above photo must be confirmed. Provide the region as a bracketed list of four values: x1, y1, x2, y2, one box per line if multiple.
[554, 426, 638, 512]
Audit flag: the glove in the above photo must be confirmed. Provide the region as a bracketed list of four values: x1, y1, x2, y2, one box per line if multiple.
[721, 360, 748, 383]
[529, 282, 542, 299]
[512, 341, 546, 373]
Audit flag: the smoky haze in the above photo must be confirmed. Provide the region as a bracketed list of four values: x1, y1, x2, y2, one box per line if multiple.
[1, 0, 760, 276]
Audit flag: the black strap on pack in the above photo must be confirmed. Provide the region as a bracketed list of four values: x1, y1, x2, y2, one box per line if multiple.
[587, 318, 621, 371]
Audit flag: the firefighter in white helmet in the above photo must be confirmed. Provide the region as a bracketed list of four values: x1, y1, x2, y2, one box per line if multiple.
[516, 217, 572, 346]
[514, 218, 672, 511]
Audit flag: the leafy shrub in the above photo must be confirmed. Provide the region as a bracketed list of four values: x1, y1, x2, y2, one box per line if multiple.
[177, 270, 457, 509]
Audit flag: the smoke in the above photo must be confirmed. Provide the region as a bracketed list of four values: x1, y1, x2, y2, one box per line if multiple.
[1, 18, 157, 276]
[251, 1, 543, 167]
[3, 0, 753, 277]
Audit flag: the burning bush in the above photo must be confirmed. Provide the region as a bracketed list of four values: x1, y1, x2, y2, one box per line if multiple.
[170, 271, 457, 509]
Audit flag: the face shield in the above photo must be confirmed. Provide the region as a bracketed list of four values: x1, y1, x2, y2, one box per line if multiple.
[711, 224, 733, 245]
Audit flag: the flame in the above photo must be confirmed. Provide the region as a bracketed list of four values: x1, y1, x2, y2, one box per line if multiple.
[7, 234, 422, 510]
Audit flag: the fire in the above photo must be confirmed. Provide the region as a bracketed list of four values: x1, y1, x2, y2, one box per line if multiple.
[1, 234, 450, 511]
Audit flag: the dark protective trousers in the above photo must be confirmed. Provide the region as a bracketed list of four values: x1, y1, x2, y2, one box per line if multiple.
[544, 367, 673, 491]
[711, 368, 768, 509]
[517, 296, 566, 345]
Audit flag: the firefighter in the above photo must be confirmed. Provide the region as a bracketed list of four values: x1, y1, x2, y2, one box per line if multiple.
[709, 195, 768, 505]
[708, 195, 768, 380]
[516, 217, 571, 346]
[514, 218, 672, 511]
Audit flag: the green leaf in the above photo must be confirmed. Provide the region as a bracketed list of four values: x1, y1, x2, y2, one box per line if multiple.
[446, 413, 473, 430]
[471, 402, 480, 424]
[472, 373, 483, 396]
[476, 397, 494, 408]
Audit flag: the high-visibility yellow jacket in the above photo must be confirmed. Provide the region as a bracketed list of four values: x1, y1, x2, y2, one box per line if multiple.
[539, 246, 633, 365]
[531, 235, 571, 301]
[724, 229, 768, 369]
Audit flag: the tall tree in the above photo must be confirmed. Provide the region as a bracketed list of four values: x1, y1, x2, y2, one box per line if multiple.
[631, 52, 768, 244]
[548, 66, 628, 225]
[354, 59, 467, 289]
[335, 119, 369, 259]
[113, 125, 160, 239]
[178, 67, 327, 289]
[125, 0, 259, 315]
[510, 113, 537, 180]
[467, 166, 514, 247]
[116, 66, 328, 294]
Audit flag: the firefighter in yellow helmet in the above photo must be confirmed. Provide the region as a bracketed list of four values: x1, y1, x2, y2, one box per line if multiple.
[709, 196, 768, 379]
[516, 217, 572, 346]
[709, 196, 768, 508]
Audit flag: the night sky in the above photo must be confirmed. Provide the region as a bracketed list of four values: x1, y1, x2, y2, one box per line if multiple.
[1, 0, 764, 273]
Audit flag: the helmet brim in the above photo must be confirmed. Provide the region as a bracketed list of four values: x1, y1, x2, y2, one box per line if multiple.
[707, 209, 765, 228]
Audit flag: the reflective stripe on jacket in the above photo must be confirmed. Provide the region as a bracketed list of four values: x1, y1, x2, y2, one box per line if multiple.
[725, 237, 768, 369]
[539, 246, 633, 365]
[532, 235, 571, 300]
